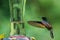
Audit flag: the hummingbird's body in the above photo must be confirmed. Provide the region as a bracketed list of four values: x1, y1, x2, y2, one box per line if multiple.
[41, 21, 52, 30]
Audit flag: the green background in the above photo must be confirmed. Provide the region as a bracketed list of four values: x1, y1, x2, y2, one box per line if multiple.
[0, 0, 60, 40]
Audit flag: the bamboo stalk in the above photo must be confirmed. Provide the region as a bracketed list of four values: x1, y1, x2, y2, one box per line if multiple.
[9, 0, 27, 36]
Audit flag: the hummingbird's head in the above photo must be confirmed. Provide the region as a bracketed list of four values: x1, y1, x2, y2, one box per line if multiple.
[42, 17, 47, 22]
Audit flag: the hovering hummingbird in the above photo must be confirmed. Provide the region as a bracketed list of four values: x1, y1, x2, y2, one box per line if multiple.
[41, 17, 54, 38]
[28, 17, 54, 39]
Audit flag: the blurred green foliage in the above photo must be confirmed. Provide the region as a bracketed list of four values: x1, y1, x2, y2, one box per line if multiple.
[0, 0, 60, 40]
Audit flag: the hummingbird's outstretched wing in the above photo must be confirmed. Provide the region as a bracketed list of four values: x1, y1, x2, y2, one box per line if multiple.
[28, 21, 45, 28]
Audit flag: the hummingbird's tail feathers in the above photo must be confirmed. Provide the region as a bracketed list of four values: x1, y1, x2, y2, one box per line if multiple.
[50, 29, 54, 39]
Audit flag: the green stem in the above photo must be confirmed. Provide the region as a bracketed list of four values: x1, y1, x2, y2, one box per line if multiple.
[22, 0, 26, 18]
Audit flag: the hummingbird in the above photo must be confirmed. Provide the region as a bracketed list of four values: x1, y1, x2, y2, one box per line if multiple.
[28, 17, 54, 39]
[41, 17, 54, 39]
